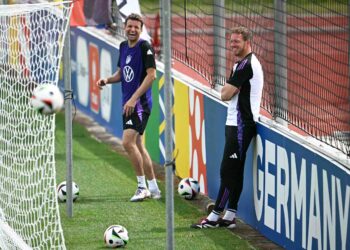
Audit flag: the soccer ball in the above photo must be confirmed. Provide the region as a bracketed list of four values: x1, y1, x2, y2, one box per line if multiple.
[178, 177, 200, 200]
[104, 225, 129, 248]
[30, 84, 64, 115]
[57, 181, 79, 202]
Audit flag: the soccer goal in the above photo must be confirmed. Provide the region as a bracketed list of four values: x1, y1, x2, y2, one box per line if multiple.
[0, 2, 72, 249]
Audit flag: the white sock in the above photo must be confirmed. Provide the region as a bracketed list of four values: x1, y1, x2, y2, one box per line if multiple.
[207, 211, 220, 222]
[137, 176, 147, 189]
[222, 209, 236, 221]
[147, 178, 159, 191]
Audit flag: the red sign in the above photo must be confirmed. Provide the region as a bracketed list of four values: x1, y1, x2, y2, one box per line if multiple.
[89, 43, 100, 113]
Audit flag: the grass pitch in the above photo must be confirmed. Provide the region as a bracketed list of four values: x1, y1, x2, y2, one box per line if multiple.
[55, 113, 253, 250]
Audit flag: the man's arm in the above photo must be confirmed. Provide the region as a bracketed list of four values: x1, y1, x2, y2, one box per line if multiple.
[96, 69, 122, 89]
[221, 83, 239, 101]
[132, 68, 156, 101]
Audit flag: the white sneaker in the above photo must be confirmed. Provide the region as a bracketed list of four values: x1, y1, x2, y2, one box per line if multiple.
[150, 189, 161, 200]
[130, 187, 151, 202]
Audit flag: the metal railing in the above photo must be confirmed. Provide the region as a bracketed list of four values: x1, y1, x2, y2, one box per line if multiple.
[113, 0, 350, 156]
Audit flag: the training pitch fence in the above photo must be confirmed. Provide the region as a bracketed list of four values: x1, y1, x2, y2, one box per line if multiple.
[111, 0, 350, 157]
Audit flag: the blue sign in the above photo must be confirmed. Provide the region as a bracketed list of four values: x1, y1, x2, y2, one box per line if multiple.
[69, 28, 123, 138]
[239, 123, 350, 250]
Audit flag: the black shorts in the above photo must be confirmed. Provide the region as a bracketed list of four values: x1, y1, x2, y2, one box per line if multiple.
[123, 111, 150, 135]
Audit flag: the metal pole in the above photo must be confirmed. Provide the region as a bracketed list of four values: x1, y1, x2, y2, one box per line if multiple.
[347, 0, 350, 156]
[213, 0, 226, 89]
[63, 3, 73, 217]
[274, 0, 288, 126]
[161, 0, 174, 249]
[348, 0, 350, 116]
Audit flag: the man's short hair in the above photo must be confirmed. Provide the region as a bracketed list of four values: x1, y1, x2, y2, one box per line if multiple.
[125, 13, 144, 28]
[231, 26, 253, 41]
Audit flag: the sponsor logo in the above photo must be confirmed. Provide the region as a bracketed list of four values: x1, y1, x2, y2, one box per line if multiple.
[123, 66, 134, 82]
[100, 48, 112, 122]
[89, 43, 100, 113]
[76, 36, 89, 107]
[126, 120, 133, 125]
[229, 153, 238, 159]
[147, 49, 153, 55]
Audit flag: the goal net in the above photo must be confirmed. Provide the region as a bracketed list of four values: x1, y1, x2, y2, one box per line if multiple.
[0, 2, 72, 249]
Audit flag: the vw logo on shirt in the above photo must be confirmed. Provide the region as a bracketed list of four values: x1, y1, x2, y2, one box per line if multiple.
[123, 66, 134, 82]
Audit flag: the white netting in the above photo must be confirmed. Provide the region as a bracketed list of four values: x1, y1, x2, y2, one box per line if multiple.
[0, 208, 32, 250]
[0, 2, 72, 249]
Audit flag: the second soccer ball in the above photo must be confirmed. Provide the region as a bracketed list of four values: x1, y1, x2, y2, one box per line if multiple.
[104, 225, 129, 248]
[57, 181, 79, 202]
[178, 177, 200, 200]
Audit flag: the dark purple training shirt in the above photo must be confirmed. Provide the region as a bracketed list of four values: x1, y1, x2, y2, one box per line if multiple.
[118, 39, 156, 114]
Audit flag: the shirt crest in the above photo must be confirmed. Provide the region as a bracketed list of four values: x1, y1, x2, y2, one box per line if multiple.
[126, 55, 132, 64]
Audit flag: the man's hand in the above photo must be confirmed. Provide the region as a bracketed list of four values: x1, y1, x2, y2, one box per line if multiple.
[123, 98, 137, 117]
[96, 78, 108, 89]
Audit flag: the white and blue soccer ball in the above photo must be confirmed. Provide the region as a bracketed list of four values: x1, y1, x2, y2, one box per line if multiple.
[57, 181, 79, 202]
[104, 225, 129, 248]
[30, 84, 64, 115]
[178, 177, 200, 200]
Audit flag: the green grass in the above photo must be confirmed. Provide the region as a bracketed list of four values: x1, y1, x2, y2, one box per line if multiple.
[55, 112, 253, 250]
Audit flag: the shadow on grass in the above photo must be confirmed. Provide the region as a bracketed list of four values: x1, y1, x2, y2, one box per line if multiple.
[150, 226, 227, 233]
[60, 195, 131, 204]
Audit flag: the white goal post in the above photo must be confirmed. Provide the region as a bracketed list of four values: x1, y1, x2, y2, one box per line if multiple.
[0, 209, 32, 250]
[0, 1, 72, 249]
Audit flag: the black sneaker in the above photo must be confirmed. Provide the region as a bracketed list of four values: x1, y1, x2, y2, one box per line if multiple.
[218, 218, 236, 229]
[191, 218, 219, 229]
